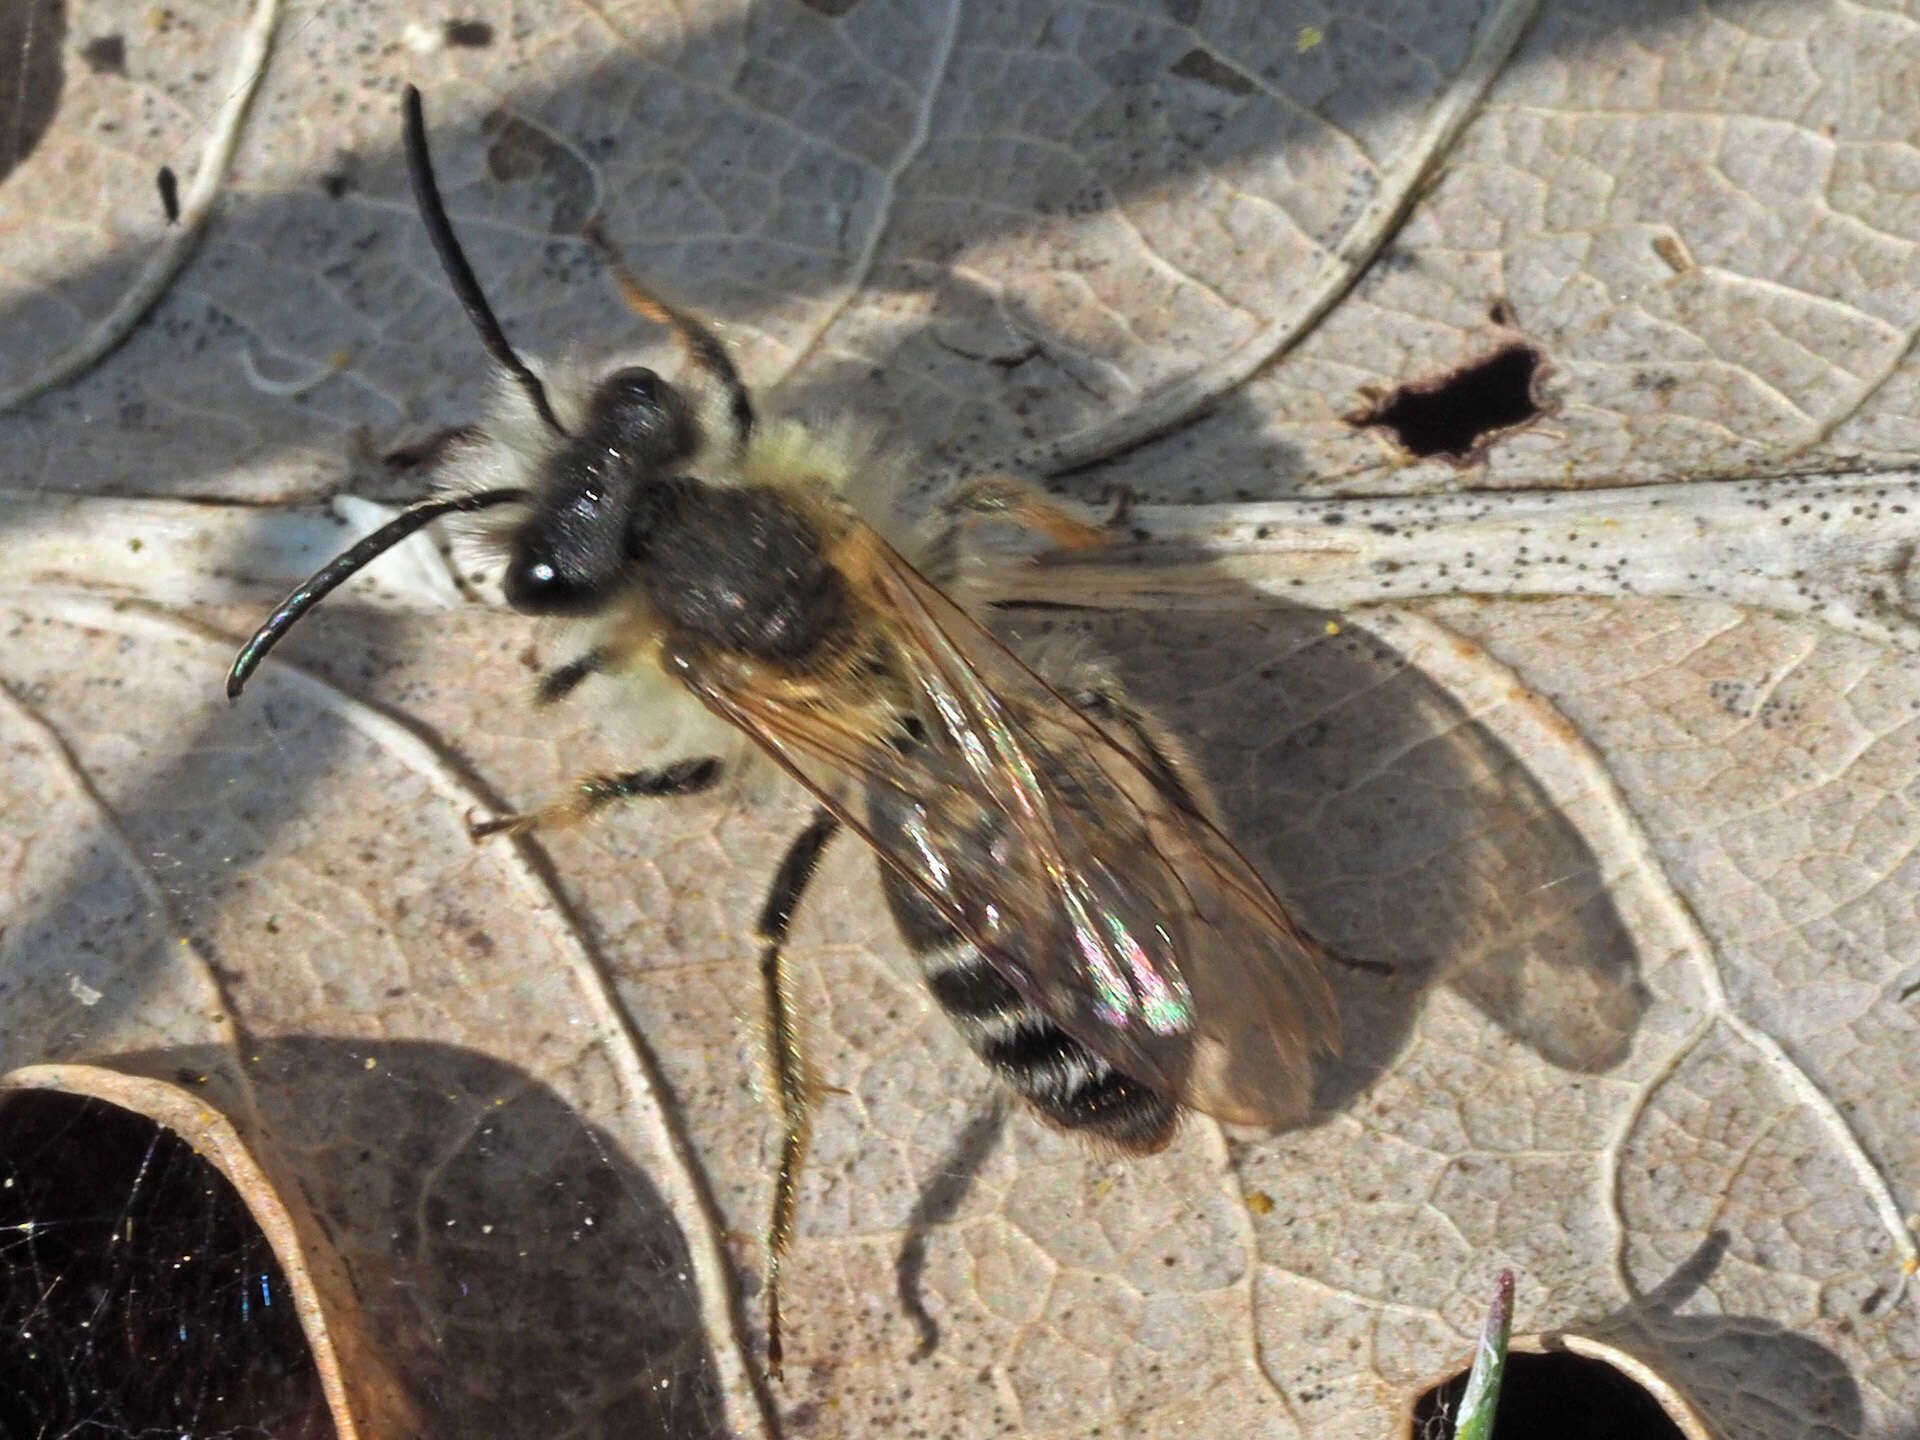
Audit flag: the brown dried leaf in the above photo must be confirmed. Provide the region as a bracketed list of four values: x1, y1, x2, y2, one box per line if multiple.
[2, 3, 1917, 1438]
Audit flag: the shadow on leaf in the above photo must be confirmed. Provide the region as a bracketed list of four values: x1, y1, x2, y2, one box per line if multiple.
[105, 1038, 731, 1440]
[1586, 1231, 1864, 1440]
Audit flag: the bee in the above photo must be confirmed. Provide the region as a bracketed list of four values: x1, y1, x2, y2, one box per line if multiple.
[227, 86, 1347, 1378]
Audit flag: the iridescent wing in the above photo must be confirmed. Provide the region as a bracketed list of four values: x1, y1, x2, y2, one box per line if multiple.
[675, 525, 1339, 1126]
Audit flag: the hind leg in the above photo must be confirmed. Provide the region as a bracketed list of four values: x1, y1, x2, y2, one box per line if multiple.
[753, 808, 841, 1379]
[941, 474, 1116, 550]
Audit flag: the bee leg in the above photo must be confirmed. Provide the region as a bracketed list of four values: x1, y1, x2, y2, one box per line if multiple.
[1066, 681, 1205, 815]
[534, 628, 651, 706]
[535, 645, 636, 705]
[535, 651, 604, 705]
[941, 474, 1113, 551]
[754, 807, 842, 1380]
[584, 221, 754, 455]
[468, 756, 722, 840]
[1323, 944, 1395, 978]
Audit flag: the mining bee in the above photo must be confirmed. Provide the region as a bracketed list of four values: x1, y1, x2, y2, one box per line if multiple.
[227, 86, 1348, 1378]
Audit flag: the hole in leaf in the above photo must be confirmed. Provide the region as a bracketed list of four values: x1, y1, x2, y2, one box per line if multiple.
[0, 1088, 331, 1439]
[1411, 1350, 1688, 1440]
[1352, 343, 1544, 462]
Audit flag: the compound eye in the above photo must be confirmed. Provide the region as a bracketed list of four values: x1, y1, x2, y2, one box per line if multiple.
[502, 546, 606, 616]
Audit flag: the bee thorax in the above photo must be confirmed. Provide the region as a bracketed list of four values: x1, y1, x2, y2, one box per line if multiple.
[639, 483, 846, 661]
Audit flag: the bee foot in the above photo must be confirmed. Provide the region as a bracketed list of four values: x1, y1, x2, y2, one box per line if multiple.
[467, 810, 526, 842]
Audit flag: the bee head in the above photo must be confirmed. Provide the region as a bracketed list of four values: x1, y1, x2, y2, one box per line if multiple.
[501, 366, 697, 615]
[226, 89, 761, 699]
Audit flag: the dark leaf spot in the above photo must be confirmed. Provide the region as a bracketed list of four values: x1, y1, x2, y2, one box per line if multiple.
[1169, 46, 1254, 96]
[155, 164, 179, 223]
[443, 18, 493, 46]
[484, 111, 596, 233]
[82, 33, 126, 75]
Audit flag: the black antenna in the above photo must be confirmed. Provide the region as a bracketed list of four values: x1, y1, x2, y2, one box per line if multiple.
[226, 487, 529, 699]
[402, 85, 566, 438]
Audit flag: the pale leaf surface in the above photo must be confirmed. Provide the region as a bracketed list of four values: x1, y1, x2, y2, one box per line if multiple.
[1, 3, 1916, 1438]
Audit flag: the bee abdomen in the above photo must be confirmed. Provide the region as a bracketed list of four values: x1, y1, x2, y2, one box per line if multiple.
[867, 784, 1180, 1155]
[913, 937, 1180, 1155]
[924, 951, 1026, 1021]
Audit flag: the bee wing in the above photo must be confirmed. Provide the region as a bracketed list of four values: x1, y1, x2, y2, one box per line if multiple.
[677, 527, 1339, 1126]
[873, 539, 1343, 1124]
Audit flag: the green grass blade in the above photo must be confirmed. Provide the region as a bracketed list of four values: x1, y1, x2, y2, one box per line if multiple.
[1453, 1269, 1515, 1440]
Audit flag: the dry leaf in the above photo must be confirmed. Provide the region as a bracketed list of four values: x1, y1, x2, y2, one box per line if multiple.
[2, 2, 1917, 1437]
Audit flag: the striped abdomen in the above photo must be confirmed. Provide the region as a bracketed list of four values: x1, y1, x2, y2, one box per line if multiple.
[866, 786, 1179, 1154]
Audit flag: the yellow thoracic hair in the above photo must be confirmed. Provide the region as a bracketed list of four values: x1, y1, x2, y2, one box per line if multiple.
[734, 415, 922, 550]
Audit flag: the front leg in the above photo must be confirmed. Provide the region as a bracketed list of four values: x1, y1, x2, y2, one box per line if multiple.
[469, 756, 722, 840]
[536, 629, 650, 706]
